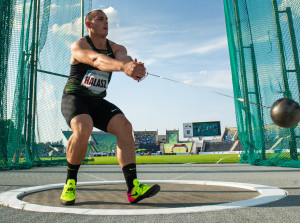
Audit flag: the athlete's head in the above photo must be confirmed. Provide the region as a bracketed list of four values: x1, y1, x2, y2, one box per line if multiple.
[85, 9, 108, 37]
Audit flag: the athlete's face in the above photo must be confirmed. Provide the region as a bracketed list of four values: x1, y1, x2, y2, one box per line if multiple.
[88, 11, 108, 37]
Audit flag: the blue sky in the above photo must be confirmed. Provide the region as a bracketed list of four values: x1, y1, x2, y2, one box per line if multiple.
[93, 0, 237, 139]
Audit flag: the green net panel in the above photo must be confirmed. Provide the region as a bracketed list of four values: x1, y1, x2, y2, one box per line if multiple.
[0, 0, 92, 170]
[224, 0, 300, 167]
[0, 0, 17, 168]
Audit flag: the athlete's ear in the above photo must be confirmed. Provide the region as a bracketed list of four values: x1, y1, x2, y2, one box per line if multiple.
[86, 21, 90, 28]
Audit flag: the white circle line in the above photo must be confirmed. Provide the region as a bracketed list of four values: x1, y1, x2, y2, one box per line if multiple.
[0, 180, 287, 215]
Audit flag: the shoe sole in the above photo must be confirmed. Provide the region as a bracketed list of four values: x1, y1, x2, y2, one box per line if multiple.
[60, 199, 75, 205]
[131, 184, 160, 204]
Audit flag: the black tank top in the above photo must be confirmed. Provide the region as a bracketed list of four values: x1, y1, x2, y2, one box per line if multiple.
[63, 36, 115, 98]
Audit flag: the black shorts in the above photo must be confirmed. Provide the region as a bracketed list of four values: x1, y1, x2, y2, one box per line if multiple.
[61, 93, 123, 132]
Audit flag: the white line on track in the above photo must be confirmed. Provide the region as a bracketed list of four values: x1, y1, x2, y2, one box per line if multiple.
[171, 166, 211, 180]
[81, 173, 106, 181]
[0, 180, 287, 215]
[216, 157, 230, 164]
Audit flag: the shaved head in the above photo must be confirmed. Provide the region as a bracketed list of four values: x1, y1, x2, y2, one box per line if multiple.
[85, 9, 106, 23]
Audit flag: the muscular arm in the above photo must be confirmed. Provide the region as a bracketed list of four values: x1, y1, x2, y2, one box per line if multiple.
[114, 45, 133, 63]
[71, 39, 146, 80]
[71, 40, 125, 72]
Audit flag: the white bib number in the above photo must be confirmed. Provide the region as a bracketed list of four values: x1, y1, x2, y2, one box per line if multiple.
[81, 70, 109, 94]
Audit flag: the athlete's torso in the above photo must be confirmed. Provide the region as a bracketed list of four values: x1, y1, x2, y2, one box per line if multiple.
[63, 36, 115, 98]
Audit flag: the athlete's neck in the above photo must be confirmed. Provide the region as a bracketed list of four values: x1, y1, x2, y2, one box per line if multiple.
[88, 33, 107, 49]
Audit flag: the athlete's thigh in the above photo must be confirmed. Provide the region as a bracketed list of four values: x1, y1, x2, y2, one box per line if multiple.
[61, 93, 91, 127]
[70, 114, 93, 137]
[91, 99, 124, 132]
[106, 113, 132, 136]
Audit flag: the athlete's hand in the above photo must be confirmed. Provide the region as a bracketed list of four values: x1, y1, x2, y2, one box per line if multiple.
[122, 58, 146, 81]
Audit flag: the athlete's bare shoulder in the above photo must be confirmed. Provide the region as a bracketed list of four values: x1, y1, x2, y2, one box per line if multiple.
[108, 40, 126, 54]
[70, 37, 92, 64]
[72, 37, 91, 50]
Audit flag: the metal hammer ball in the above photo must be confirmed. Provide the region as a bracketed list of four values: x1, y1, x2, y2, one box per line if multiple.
[270, 98, 300, 128]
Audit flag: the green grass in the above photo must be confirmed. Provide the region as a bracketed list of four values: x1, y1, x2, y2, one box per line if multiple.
[86, 154, 240, 165]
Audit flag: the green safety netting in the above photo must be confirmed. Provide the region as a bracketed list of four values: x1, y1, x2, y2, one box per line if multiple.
[224, 0, 300, 167]
[0, 0, 92, 169]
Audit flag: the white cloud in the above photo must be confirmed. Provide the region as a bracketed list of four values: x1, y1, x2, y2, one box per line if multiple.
[145, 36, 228, 60]
[37, 82, 60, 111]
[50, 6, 120, 36]
[36, 81, 67, 142]
[51, 17, 81, 36]
[183, 80, 192, 84]
[103, 7, 120, 27]
[107, 24, 229, 68]
[186, 38, 228, 55]
[180, 70, 233, 90]
[199, 70, 208, 75]
[200, 70, 233, 90]
[143, 58, 157, 66]
[108, 26, 149, 45]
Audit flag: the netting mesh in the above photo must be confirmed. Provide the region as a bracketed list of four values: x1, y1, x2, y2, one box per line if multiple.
[224, 0, 300, 167]
[0, 0, 92, 169]
[0, 0, 17, 167]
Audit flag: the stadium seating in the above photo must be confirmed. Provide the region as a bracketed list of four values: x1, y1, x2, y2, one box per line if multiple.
[222, 127, 238, 141]
[203, 141, 236, 152]
[134, 131, 160, 153]
[202, 127, 242, 153]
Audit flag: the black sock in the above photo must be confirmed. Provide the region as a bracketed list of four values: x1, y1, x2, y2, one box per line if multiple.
[66, 161, 80, 184]
[122, 163, 137, 193]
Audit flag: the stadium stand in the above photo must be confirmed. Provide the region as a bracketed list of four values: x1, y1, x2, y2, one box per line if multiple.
[91, 132, 117, 154]
[158, 135, 167, 143]
[38, 143, 65, 158]
[62, 130, 116, 156]
[201, 127, 242, 153]
[134, 131, 160, 153]
[62, 130, 161, 155]
[203, 141, 236, 152]
[222, 127, 238, 141]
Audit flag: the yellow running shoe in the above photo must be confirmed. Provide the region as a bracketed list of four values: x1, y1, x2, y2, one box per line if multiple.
[60, 179, 76, 205]
[127, 179, 160, 203]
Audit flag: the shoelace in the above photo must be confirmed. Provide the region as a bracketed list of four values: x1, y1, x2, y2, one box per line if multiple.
[140, 184, 148, 190]
[64, 187, 75, 195]
[132, 183, 146, 195]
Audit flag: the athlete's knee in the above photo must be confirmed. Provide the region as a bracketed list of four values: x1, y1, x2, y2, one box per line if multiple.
[70, 114, 93, 140]
[115, 118, 133, 137]
[122, 119, 133, 136]
[73, 129, 92, 143]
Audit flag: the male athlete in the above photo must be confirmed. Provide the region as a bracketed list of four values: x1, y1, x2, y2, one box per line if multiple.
[60, 9, 160, 205]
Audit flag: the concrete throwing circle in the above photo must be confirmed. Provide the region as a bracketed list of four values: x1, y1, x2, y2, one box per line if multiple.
[0, 180, 287, 215]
